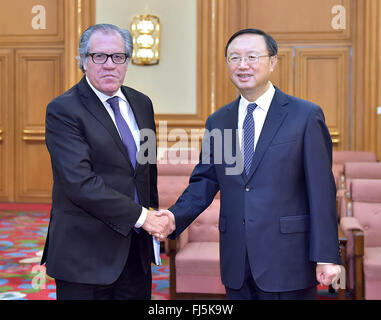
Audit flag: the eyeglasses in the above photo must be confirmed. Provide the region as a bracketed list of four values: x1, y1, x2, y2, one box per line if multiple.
[87, 52, 129, 64]
[227, 54, 271, 65]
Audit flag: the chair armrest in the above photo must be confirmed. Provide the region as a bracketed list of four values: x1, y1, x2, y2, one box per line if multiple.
[340, 216, 363, 233]
[167, 228, 189, 300]
[338, 225, 347, 247]
[340, 217, 364, 299]
[166, 227, 190, 254]
[353, 229, 364, 300]
[178, 228, 189, 250]
[165, 239, 176, 255]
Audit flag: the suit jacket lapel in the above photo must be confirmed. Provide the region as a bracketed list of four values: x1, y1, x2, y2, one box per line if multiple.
[223, 97, 246, 180]
[77, 76, 133, 169]
[244, 88, 289, 182]
[121, 86, 145, 135]
[224, 97, 240, 154]
[121, 86, 153, 173]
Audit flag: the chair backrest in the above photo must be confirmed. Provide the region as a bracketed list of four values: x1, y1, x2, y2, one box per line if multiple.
[344, 162, 381, 190]
[158, 148, 220, 243]
[188, 200, 220, 243]
[157, 162, 196, 208]
[157, 148, 199, 208]
[351, 179, 381, 247]
[333, 151, 377, 164]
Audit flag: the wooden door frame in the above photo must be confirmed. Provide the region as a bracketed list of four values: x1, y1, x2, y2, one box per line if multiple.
[64, 0, 96, 91]
[353, 0, 381, 158]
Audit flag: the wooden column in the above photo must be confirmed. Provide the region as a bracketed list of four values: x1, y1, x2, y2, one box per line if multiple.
[354, 0, 381, 159]
[64, 0, 96, 91]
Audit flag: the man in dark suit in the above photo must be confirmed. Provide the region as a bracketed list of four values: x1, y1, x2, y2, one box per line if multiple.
[162, 29, 342, 299]
[41, 24, 173, 300]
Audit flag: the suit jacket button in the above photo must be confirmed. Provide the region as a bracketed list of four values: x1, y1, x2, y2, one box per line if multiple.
[245, 186, 251, 192]
[243, 219, 246, 225]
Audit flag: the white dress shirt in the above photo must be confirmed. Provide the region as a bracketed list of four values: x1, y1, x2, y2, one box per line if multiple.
[86, 76, 147, 228]
[237, 82, 275, 152]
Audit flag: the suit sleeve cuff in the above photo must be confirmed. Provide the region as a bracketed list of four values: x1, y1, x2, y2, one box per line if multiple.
[134, 207, 148, 228]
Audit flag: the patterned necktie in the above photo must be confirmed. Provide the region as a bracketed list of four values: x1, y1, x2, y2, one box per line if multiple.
[243, 103, 258, 175]
[107, 96, 137, 169]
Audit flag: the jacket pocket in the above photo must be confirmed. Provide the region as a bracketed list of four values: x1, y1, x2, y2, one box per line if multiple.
[270, 134, 297, 147]
[279, 215, 310, 234]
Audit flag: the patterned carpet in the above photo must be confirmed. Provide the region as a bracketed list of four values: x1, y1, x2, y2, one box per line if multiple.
[0, 205, 169, 300]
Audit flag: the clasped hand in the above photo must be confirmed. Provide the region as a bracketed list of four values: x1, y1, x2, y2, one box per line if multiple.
[142, 210, 175, 241]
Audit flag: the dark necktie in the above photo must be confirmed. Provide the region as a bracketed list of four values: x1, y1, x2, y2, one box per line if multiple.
[107, 96, 137, 169]
[107, 96, 140, 207]
[243, 103, 257, 175]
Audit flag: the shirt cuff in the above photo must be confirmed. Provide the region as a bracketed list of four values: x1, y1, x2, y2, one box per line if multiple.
[134, 207, 148, 228]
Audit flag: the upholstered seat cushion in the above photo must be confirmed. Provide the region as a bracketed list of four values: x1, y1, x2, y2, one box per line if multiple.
[364, 247, 381, 280]
[176, 242, 220, 276]
[364, 247, 381, 299]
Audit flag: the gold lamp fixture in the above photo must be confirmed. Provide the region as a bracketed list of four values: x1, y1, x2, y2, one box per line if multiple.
[131, 14, 160, 65]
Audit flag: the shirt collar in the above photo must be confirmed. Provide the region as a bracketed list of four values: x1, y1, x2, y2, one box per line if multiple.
[240, 82, 275, 113]
[85, 75, 126, 104]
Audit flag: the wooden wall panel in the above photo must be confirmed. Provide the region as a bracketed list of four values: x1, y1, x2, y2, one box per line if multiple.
[269, 47, 294, 95]
[15, 49, 64, 202]
[0, 0, 64, 43]
[245, 0, 351, 41]
[0, 0, 95, 203]
[295, 47, 350, 149]
[359, 0, 381, 159]
[0, 49, 14, 201]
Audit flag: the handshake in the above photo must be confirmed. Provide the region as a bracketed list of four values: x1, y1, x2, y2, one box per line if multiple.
[141, 209, 175, 241]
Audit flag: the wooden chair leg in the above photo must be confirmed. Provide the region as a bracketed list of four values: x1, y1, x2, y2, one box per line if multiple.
[337, 226, 347, 300]
[354, 230, 364, 300]
[168, 239, 177, 300]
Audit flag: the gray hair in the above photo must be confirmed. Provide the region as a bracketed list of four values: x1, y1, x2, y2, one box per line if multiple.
[77, 23, 133, 73]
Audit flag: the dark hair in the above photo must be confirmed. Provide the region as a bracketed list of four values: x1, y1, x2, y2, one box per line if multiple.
[224, 28, 278, 57]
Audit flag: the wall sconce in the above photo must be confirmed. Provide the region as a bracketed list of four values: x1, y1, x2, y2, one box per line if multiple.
[131, 14, 160, 65]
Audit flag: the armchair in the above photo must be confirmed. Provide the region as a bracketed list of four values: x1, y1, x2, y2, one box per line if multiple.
[167, 192, 225, 299]
[156, 149, 225, 299]
[333, 151, 377, 191]
[338, 162, 381, 219]
[340, 179, 381, 299]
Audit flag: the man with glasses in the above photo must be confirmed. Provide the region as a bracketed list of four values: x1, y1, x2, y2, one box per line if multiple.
[41, 24, 174, 300]
[164, 29, 342, 299]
